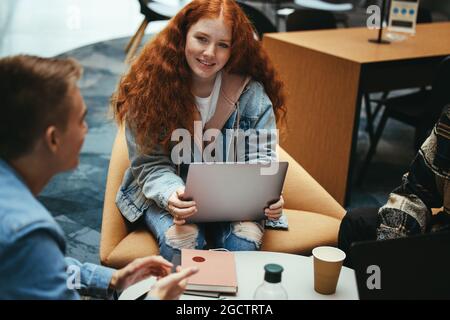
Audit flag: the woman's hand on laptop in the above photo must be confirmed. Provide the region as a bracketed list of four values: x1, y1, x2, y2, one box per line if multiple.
[167, 187, 197, 225]
[265, 195, 284, 220]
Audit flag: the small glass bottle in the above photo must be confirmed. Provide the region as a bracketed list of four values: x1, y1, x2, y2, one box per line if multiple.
[253, 263, 288, 300]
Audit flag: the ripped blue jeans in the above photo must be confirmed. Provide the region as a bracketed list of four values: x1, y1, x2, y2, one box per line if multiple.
[144, 204, 264, 261]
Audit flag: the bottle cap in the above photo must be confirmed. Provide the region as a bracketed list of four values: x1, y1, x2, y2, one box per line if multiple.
[264, 263, 284, 283]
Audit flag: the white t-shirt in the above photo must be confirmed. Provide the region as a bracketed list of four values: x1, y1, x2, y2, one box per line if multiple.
[194, 71, 222, 128]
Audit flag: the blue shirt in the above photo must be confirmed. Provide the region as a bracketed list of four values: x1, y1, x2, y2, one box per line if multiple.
[0, 159, 115, 299]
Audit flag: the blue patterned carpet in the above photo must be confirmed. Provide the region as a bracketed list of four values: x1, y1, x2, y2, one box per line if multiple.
[38, 37, 139, 264]
[37, 36, 416, 264]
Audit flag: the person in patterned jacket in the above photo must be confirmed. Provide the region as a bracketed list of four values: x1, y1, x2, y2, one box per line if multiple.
[338, 104, 450, 266]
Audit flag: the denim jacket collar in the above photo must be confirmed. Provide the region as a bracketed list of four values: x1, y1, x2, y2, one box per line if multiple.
[0, 158, 28, 189]
[0, 158, 66, 251]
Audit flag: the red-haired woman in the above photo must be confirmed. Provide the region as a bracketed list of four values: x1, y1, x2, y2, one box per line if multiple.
[113, 0, 287, 261]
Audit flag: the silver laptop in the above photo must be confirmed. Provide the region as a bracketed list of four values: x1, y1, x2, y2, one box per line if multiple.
[183, 162, 288, 223]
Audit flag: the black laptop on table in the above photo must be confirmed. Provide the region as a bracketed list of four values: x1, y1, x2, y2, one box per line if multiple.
[351, 231, 450, 300]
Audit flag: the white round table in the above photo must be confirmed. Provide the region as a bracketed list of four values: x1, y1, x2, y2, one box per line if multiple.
[119, 251, 358, 300]
[217, 251, 357, 300]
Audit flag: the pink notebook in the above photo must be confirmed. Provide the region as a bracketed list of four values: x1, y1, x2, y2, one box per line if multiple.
[181, 249, 238, 294]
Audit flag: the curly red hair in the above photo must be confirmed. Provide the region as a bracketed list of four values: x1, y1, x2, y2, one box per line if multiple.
[113, 0, 285, 153]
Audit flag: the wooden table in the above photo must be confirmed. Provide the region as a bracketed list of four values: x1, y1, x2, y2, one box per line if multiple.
[262, 22, 450, 205]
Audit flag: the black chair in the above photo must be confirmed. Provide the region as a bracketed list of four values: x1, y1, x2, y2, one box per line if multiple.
[416, 6, 433, 24]
[285, 8, 338, 31]
[357, 55, 450, 186]
[240, 0, 294, 29]
[237, 2, 277, 39]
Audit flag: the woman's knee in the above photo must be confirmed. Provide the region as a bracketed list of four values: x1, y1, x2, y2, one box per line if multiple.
[226, 221, 264, 251]
[164, 224, 205, 250]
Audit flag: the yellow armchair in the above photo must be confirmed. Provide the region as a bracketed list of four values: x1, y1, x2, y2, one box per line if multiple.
[100, 126, 345, 268]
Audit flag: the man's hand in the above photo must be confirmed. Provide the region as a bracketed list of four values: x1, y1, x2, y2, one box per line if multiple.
[167, 187, 197, 225]
[265, 195, 284, 220]
[147, 266, 199, 300]
[109, 256, 173, 292]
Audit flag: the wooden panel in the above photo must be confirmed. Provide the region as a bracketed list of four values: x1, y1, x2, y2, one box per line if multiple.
[265, 22, 450, 64]
[263, 36, 361, 204]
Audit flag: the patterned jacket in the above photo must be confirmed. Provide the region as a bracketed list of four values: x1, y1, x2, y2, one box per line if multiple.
[377, 104, 450, 240]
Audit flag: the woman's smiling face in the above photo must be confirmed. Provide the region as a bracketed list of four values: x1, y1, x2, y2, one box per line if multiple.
[185, 15, 232, 83]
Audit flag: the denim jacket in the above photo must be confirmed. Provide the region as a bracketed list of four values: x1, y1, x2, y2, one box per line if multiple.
[0, 159, 115, 299]
[116, 72, 288, 229]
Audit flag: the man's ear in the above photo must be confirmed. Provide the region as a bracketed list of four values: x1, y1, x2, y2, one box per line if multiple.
[44, 126, 60, 153]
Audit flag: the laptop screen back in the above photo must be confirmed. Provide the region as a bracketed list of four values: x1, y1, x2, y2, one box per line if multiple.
[184, 162, 288, 223]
